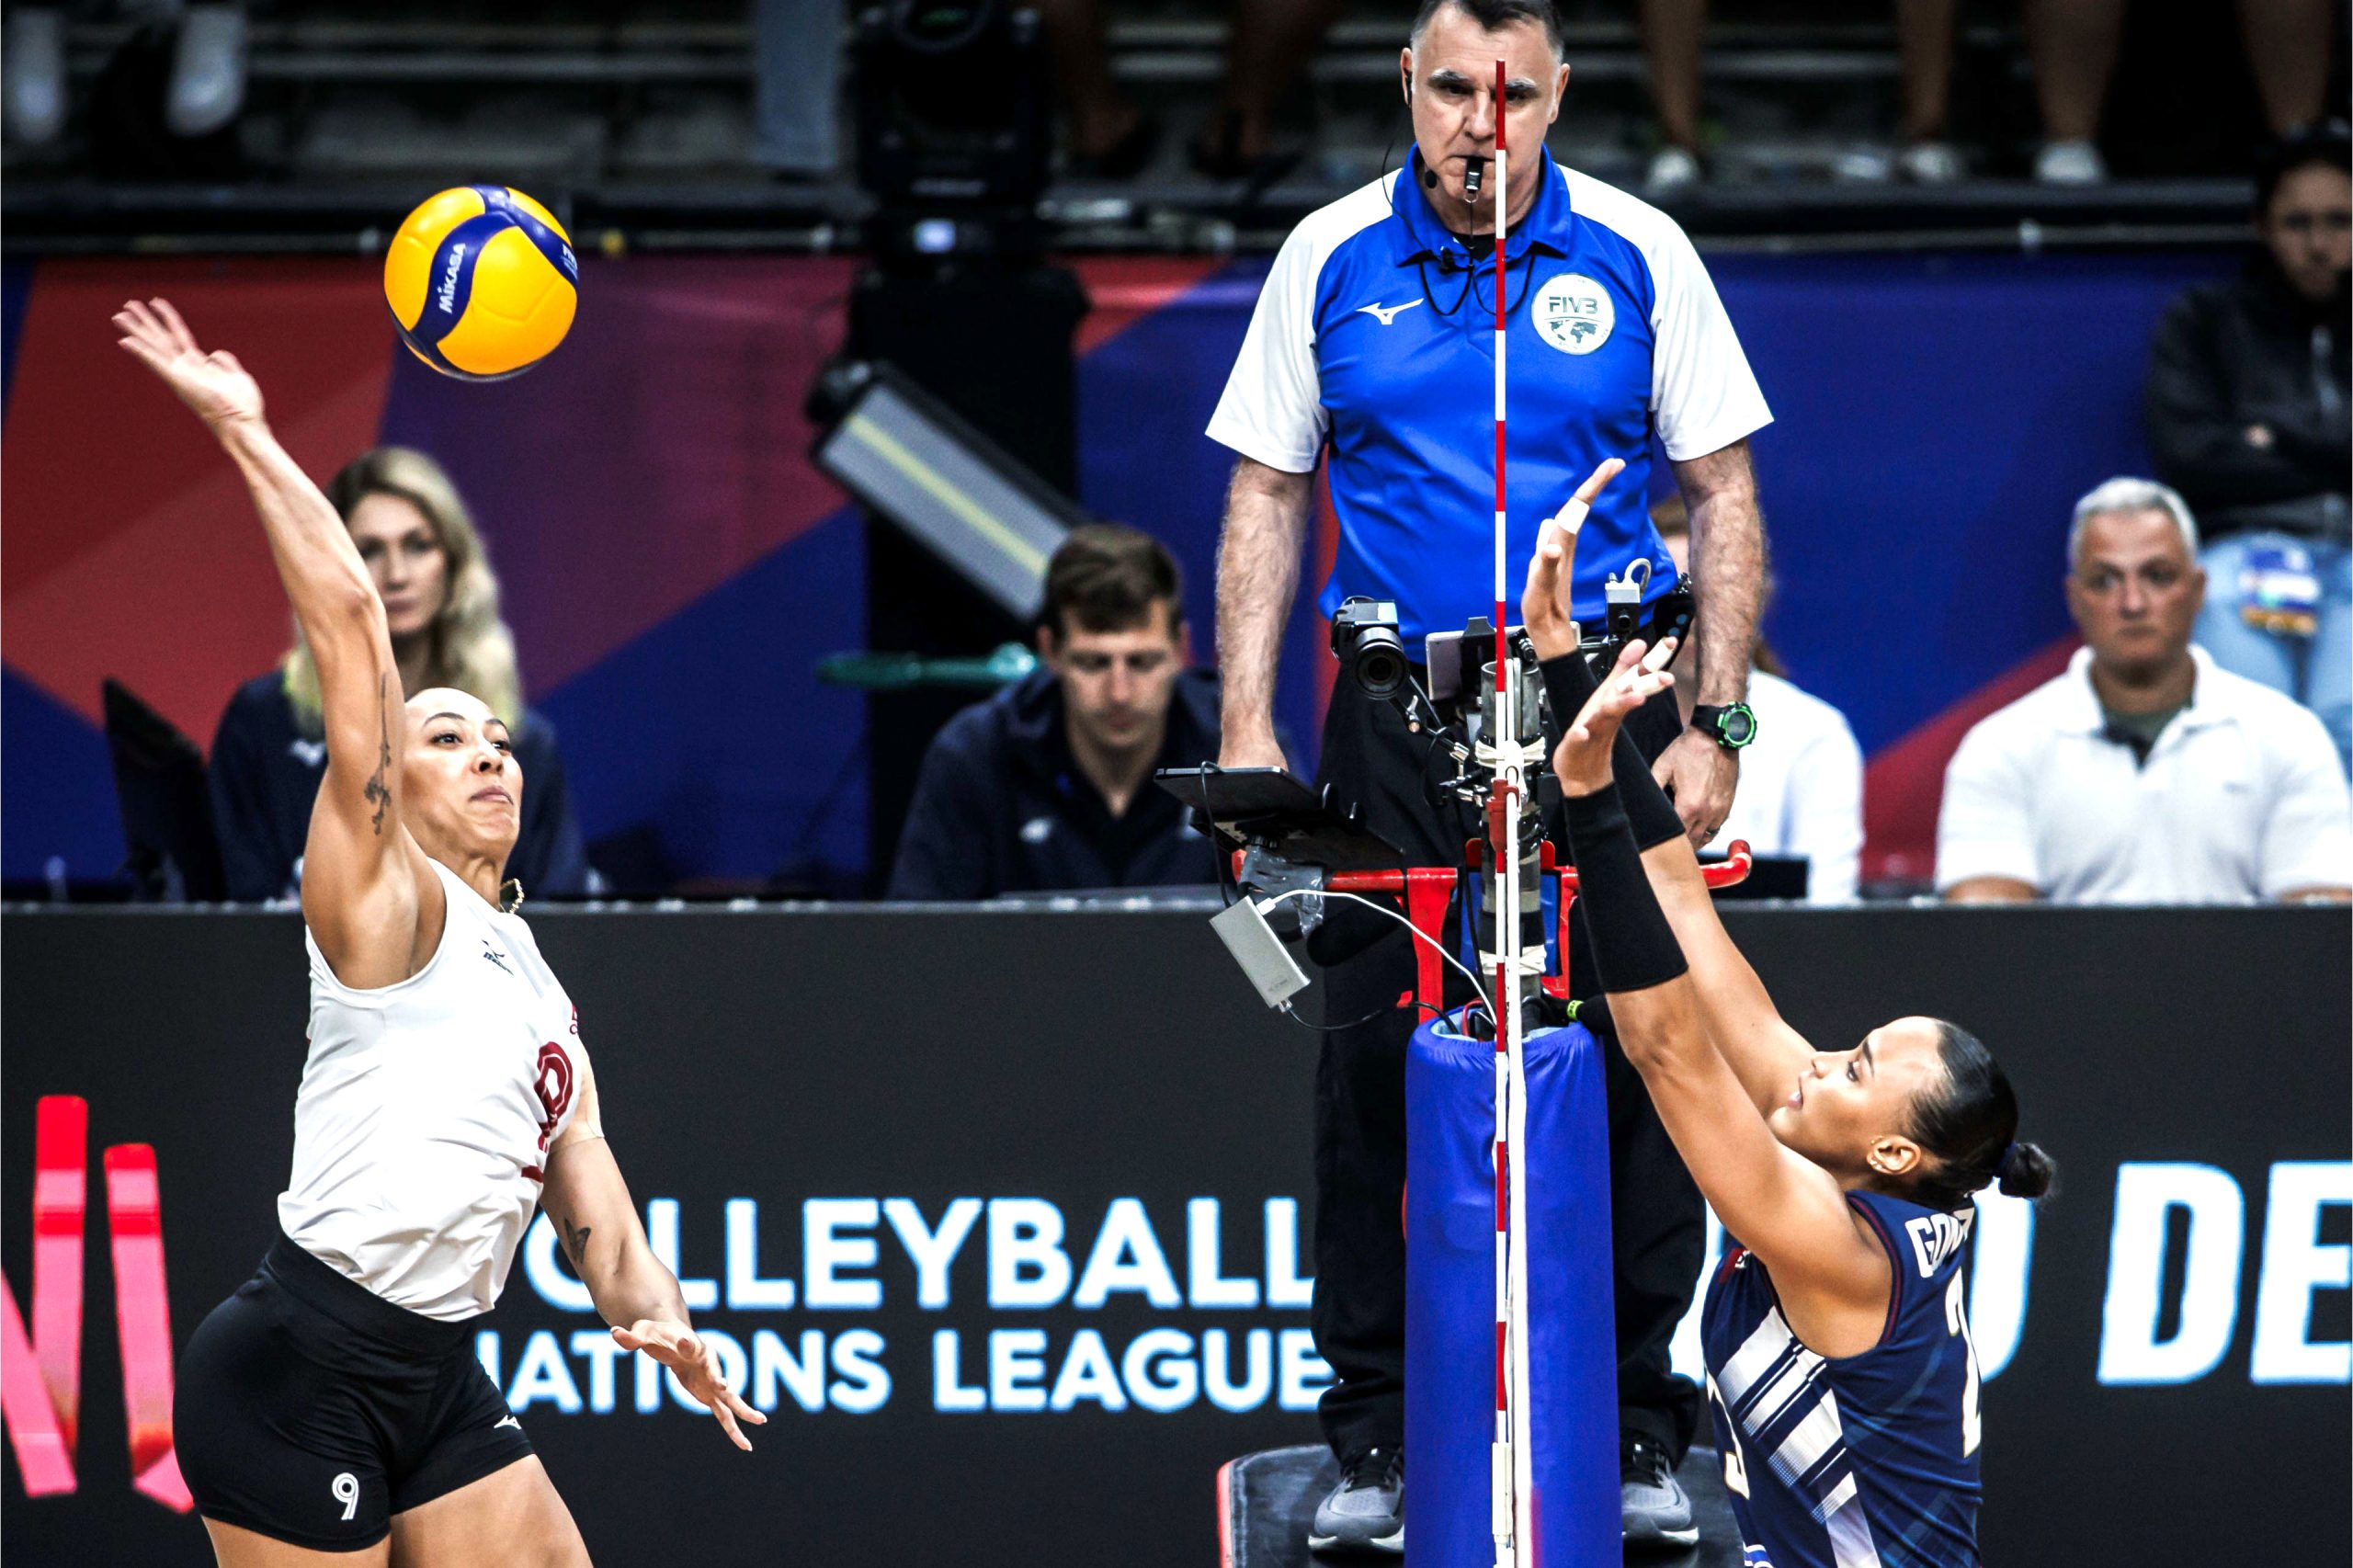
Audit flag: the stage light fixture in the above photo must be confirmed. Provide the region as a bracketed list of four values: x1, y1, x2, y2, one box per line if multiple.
[811, 360, 1083, 621]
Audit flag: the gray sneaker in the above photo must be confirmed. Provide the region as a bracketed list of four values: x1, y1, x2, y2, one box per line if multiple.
[1309, 1446, 1404, 1555]
[1621, 1433, 1699, 1549]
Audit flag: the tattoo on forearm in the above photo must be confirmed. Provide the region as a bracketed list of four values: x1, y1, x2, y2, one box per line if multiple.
[561, 1217, 594, 1272]
[362, 676, 392, 834]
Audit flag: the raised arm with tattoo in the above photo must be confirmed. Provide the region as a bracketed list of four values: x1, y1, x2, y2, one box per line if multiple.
[1214, 457, 1313, 771]
[115, 299, 438, 988]
[540, 1066, 767, 1450]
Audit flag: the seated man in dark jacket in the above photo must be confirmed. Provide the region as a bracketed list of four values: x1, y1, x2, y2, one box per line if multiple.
[2145, 119, 2350, 770]
[888, 524, 1223, 898]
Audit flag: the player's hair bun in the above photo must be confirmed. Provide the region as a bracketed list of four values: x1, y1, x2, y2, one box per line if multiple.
[1995, 1140, 2055, 1200]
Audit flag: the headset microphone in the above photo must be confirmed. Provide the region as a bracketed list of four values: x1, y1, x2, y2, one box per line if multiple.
[1422, 165, 1438, 189]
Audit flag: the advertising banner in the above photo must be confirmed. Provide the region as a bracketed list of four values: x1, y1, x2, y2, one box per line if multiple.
[4, 905, 2345, 1566]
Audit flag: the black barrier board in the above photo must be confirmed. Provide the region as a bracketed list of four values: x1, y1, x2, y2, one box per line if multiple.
[3, 905, 2347, 1566]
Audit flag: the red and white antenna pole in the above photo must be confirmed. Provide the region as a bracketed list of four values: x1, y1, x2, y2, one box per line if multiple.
[1487, 53, 1530, 1568]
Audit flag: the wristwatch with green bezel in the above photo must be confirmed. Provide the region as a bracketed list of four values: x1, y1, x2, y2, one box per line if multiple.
[1691, 702, 1758, 750]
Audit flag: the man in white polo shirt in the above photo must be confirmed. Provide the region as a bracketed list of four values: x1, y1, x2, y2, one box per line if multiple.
[1938, 476, 2352, 904]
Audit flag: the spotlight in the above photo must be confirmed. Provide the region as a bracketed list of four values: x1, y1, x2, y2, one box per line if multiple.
[810, 360, 1083, 620]
[854, 1, 1051, 212]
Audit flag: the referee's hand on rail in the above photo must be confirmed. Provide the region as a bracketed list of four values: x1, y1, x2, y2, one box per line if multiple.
[1652, 712, 1737, 848]
[613, 1319, 768, 1450]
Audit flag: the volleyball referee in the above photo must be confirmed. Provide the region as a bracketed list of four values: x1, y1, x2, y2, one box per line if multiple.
[1205, 0, 1771, 1549]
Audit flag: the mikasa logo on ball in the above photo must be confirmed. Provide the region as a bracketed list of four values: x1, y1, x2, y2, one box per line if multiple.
[437, 243, 468, 313]
[1536, 272, 1614, 356]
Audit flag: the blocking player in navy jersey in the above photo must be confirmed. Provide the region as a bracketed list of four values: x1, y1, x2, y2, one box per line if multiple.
[1520, 473, 2055, 1568]
[118, 299, 763, 1566]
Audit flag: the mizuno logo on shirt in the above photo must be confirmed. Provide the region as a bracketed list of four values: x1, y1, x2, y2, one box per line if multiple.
[494, 1414, 521, 1430]
[482, 942, 511, 974]
[1357, 299, 1424, 326]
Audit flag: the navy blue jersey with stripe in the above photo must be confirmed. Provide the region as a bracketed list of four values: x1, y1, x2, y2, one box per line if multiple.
[1700, 1189, 1984, 1568]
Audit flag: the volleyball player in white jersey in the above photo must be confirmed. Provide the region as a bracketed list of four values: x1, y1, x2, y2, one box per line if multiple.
[118, 299, 764, 1567]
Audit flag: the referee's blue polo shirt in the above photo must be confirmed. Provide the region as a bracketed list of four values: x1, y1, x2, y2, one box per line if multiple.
[1208, 146, 1771, 643]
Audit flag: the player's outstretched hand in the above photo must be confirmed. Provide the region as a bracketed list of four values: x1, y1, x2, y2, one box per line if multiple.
[1553, 635, 1677, 793]
[613, 1319, 768, 1451]
[113, 298, 264, 432]
[1520, 456, 1625, 660]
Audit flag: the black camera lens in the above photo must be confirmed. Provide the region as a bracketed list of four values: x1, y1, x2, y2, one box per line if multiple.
[1330, 597, 1407, 699]
[1352, 626, 1406, 698]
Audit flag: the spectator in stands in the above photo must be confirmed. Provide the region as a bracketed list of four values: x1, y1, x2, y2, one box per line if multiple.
[2145, 119, 2349, 771]
[210, 447, 592, 902]
[1037, 0, 1339, 181]
[2020, 0, 2336, 184]
[887, 524, 1223, 899]
[1937, 477, 2352, 904]
[1656, 498, 1865, 901]
[1640, 0, 1968, 191]
[1640, 0, 2338, 192]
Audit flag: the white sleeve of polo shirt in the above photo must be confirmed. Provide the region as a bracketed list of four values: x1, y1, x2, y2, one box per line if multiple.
[1646, 221, 1771, 462]
[1206, 222, 1328, 474]
[1934, 718, 2040, 893]
[2256, 710, 2353, 897]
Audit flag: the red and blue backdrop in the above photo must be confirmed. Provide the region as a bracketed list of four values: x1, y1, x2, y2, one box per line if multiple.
[0, 244, 2230, 892]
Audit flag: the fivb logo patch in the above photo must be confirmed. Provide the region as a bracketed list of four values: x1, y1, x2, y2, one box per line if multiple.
[1, 1096, 192, 1511]
[1535, 272, 1614, 356]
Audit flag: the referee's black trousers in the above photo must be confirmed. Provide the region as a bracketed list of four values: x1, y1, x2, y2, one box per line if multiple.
[1307, 669, 1706, 1468]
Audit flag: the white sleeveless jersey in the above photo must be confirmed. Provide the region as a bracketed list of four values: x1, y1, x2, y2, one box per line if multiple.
[278, 858, 587, 1321]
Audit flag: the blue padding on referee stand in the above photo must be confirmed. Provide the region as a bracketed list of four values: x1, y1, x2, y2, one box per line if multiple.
[1406, 1017, 1616, 1568]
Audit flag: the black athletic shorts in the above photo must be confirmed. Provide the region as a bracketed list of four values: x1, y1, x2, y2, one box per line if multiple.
[175, 1233, 534, 1551]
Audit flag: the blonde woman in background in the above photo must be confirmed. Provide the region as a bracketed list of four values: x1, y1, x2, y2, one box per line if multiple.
[209, 446, 593, 901]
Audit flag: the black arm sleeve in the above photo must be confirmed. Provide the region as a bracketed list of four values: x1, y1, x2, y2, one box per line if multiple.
[1539, 650, 1686, 850]
[1561, 784, 1689, 994]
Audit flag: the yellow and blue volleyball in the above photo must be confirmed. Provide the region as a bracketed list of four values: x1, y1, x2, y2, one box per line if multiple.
[383, 186, 577, 381]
